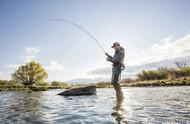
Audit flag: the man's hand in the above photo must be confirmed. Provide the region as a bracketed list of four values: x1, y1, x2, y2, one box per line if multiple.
[106, 57, 111, 61]
[105, 52, 112, 61]
[105, 52, 111, 57]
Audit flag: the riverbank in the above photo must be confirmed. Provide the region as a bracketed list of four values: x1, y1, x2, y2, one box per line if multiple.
[94, 78, 190, 88]
[0, 85, 81, 91]
[121, 79, 190, 87]
[0, 79, 84, 91]
[0, 78, 190, 91]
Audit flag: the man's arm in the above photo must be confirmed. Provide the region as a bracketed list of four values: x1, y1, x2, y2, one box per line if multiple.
[108, 50, 125, 63]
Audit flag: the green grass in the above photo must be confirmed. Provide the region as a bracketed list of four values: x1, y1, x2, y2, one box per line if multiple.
[0, 82, 85, 91]
[91, 77, 190, 88]
[0, 85, 29, 91]
[94, 82, 113, 88]
[120, 78, 190, 87]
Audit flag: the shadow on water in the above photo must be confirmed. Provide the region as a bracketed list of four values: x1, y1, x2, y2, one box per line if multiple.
[111, 83, 128, 124]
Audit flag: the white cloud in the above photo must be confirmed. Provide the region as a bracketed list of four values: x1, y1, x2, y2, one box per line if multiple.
[4, 47, 40, 75]
[45, 60, 65, 71]
[87, 67, 111, 76]
[5, 64, 20, 69]
[126, 34, 190, 66]
[21, 47, 40, 63]
[65, 67, 111, 83]
[142, 34, 190, 64]
[25, 47, 40, 55]
[22, 55, 37, 63]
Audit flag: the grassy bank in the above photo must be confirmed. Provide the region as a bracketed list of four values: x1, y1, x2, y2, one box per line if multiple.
[0, 85, 29, 91]
[1, 77, 190, 91]
[121, 78, 190, 87]
[0, 80, 83, 91]
[92, 77, 190, 88]
[1, 79, 190, 91]
[0, 85, 53, 91]
[0, 85, 83, 91]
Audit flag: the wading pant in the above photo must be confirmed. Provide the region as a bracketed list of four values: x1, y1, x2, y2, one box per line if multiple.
[111, 66, 121, 84]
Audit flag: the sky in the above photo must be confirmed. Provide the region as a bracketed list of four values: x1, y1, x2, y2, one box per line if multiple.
[0, 0, 190, 83]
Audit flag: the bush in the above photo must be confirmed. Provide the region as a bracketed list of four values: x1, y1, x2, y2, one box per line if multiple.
[137, 66, 190, 81]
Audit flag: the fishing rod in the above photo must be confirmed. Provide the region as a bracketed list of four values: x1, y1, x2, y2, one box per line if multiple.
[46, 19, 106, 54]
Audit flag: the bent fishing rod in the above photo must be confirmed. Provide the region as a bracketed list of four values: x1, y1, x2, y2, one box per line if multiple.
[46, 19, 106, 54]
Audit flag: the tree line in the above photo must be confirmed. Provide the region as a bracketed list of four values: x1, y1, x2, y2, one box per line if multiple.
[1, 60, 190, 87]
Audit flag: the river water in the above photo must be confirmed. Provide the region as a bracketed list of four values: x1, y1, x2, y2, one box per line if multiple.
[0, 86, 190, 124]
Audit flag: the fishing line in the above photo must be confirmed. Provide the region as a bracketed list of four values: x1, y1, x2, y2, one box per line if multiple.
[46, 19, 106, 54]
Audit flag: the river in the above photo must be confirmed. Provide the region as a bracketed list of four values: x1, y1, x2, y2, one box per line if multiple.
[0, 86, 190, 124]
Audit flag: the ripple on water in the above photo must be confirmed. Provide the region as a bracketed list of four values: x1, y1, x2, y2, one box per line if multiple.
[0, 87, 190, 124]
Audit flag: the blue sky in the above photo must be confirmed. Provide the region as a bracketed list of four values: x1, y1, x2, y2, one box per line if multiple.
[0, 0, 190, 83]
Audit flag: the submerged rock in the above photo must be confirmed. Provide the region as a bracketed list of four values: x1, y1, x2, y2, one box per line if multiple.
[58, 86, 96, 96]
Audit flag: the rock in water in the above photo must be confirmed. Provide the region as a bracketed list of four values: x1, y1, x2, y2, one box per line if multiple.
[58, 86, 96, 96]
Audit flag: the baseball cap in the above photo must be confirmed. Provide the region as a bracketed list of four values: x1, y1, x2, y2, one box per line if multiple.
[111, 42, 120, 48]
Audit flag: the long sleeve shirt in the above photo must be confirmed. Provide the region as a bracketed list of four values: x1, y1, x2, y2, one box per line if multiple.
[108, 47, 125, 66]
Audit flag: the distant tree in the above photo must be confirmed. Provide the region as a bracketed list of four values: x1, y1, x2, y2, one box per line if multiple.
[11, 61, 48, 86]
[175, 60, 190, 77]
[0, 80, 8, 85]
[175, 60, 188, 70]
[51, 81, 61, 86]
[35, 81, 50, 86]
[137, 70, 146, 81]
[51, 81, 69, 87]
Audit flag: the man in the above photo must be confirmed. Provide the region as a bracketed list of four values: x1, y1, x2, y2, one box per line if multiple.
[105, 42, 125, 103]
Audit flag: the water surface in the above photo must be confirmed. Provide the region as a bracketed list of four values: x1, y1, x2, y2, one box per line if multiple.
[0, 86, 190, 124]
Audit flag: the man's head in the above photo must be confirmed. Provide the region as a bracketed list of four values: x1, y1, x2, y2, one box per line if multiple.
[111, 42, 120, 50]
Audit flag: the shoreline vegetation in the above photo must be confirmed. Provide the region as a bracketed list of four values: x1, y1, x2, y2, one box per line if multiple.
[0, 77, 190, 91]
[0, 60, 190, 91]
[0, 80, 83, 91]
[94, 77, 190, 88]
[95, 60, 190, 88]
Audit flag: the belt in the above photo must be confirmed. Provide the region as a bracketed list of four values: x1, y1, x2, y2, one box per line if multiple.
[113, 63, 122, 67]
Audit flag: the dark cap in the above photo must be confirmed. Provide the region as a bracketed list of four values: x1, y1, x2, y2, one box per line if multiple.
[111, 42, 120, 48]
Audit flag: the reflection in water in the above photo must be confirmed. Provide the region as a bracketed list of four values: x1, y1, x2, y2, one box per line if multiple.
[1, 91, 45, 123]
[111, 83, 126, 124]
[1, 87, 190, 123]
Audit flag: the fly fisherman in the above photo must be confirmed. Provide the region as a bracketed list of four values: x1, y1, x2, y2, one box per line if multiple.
[105, 42, 125, 103]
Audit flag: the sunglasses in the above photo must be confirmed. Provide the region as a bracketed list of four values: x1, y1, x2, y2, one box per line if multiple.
[113, 45, 119, 47]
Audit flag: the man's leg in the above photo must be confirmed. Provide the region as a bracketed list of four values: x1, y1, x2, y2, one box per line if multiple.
[112, 66, 124, 105]
[113, 83, 124, 104]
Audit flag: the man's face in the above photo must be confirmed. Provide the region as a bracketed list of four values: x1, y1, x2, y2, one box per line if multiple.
[114, 45, 120, 50]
